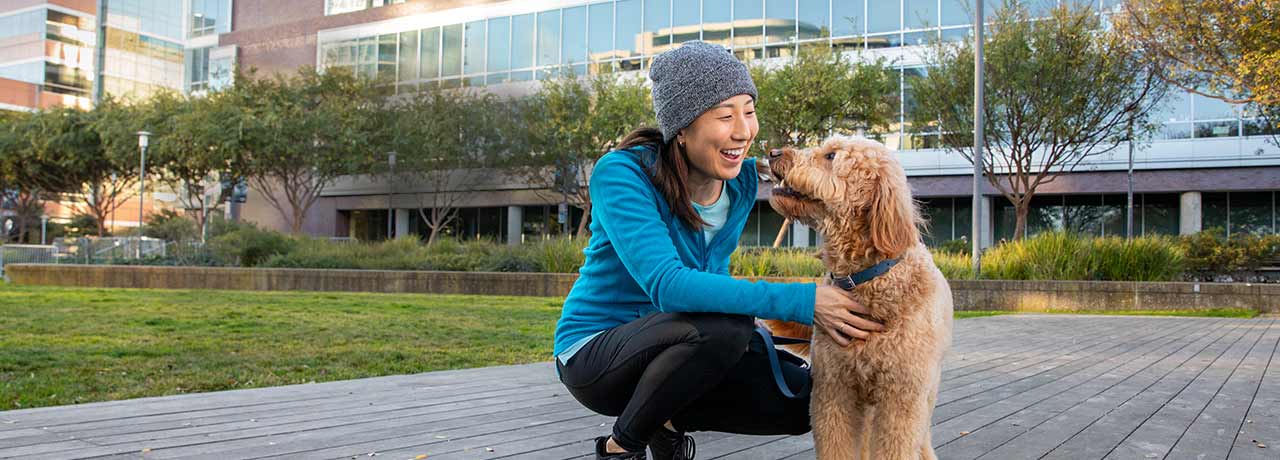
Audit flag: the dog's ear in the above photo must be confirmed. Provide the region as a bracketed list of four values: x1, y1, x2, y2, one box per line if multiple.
[869, 162, 921, 258]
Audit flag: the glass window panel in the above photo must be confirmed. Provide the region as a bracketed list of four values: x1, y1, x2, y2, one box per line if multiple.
[940, 26, 970, 42]
[1021, 0, 1054, 17]
[798, 0, 830, 40]
[672, 0, 700, 45]
[1140, 194, 1179, 236]
[734, 0, 763, 48]
[463, 20, 485, 75]
[378, 34, 396, 80]
[765, 0, 796, 44]
[588, 3, 614, 61]
[922, 198, 954, 245]
[941, 0, 971, 26]
[954, 199, 973, 242]
[487, 17, 510, 72]
[904, 30, 936, 46]
[562, 6, 587, 66]
[1156, 90, 1191, 123]
[1193, 93, 1239, 121]
[644, 0, 671, 56]
[906, 0, 937, 29]
[1194, 121, 1239, 138]
[740, 202, 761, 246]
[703, 0, 732, 46]
[420, 27, 440, 79]
[1245, 118, 1280, 137]
[1158, 122, 1192, 140]
[868, 0, 901, 34]
[441, 24, 462, 77]
[537, 10, 560, 68]
[834, 0, 865, 36]
[1202, 192, 1229, 234]
[616, 0, 642, 57]
[511, 14, 534, 69]
[398, 30, 418, 83]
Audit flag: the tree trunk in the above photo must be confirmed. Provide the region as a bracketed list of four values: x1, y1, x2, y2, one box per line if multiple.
[427, 225, 441, 245]
[772, 217, 792, 248]
[574, 203, 591, 238]
[1014, 200, 1030, 241]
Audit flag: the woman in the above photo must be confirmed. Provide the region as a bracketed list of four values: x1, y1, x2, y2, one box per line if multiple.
[554, 41, 883, 460]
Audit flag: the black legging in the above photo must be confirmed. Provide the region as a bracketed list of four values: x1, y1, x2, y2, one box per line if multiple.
[556, 312, 812, 452]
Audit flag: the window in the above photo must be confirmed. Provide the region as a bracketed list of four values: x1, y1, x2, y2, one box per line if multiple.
[616, 0, 642, 69]
[537, 10, 561, 70]
[672, 1, 700, 46]
[765, 0, 797, 45]
[906, 0, 938, 30]
[868, 0, 901, 34]
[562, 6, 587, 74]
[441, 24, 462, 77]
[463, 20, 485, 76]
[487, 17, 510, 83]
[798, 0, 831, 40]
[941, 0, 971, 27]
[588, 2, 614, 66]
[733, 0, 763, 49]
[325, 0, 405, 16]
[702, 0, 731, 47]
[644, 0, 672, 57]
[186, 46, 210, 92]
[420, 27, 440, 80]
[190, 0, 230, 38]
[397, 30, 418, 90]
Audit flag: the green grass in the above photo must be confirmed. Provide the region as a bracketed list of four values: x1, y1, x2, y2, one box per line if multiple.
[0, 284, 562, 410]
[953, 308, 1258, 319]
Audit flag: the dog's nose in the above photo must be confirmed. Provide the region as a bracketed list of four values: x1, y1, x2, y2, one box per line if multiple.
[768, 148, 784, 160]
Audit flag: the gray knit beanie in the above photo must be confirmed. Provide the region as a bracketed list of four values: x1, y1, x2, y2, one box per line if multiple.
[649, 40, 758, 143]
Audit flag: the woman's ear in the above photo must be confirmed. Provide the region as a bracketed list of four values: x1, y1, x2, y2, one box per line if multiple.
[869, 163, 921, 258]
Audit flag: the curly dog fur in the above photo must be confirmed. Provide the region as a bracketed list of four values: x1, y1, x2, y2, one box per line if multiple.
[764, 135, 953, 460]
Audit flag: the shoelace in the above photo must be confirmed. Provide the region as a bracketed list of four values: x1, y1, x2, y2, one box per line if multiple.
[678, 435, 696, 460]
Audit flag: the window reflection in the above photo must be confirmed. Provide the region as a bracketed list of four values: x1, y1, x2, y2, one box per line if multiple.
[797, 0, 830, 40]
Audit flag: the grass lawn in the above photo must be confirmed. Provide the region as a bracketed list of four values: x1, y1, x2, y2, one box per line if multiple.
[0, 284, 1260, 411]
[0, 284, 562, 410]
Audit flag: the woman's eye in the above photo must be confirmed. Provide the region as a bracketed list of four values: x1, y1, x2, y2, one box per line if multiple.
[825, 152, 836, 160]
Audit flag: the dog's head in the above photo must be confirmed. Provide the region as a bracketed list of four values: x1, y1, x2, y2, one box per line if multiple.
[766, 135, 922, 258]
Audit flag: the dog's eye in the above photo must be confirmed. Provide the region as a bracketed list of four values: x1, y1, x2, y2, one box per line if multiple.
[825, 152, 836, 161]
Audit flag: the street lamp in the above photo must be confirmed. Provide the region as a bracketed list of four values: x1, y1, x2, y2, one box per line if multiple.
[387, 151, 396, 240]
[137, 130, 151, 258]
[40, 215, 48, 245]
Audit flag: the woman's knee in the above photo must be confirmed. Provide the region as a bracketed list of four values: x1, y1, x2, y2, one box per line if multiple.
[684, 313, 754, 359]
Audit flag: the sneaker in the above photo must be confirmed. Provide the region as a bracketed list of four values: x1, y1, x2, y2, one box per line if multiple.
[647, 428, 696, 460]
[595, 436, 647, 459]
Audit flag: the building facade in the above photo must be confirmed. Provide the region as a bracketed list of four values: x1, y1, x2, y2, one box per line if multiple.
[218, 0, 1279, 247]
[0, 0, 235, 234]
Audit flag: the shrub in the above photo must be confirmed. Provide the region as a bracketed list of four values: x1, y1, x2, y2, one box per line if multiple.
[208, 223, 296, 267]
[980, 231, 1183, 281]
[142, 209, 199, 242]
[1178, 228, 1280, 278]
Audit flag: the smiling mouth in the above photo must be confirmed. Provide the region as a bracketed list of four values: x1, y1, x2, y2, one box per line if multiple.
[720, 148, 745, 161]
[770, 180, 817, 201]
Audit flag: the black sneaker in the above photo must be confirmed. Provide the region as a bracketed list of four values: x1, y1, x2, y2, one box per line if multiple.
[647, 428, 696, 460]
[595, 436, 647, 459]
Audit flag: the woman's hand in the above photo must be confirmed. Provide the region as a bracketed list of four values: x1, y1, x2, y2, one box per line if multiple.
[814, 285, 884, 347]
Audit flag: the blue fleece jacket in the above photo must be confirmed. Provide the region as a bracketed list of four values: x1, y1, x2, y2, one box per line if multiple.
[552, 145, 817, 357]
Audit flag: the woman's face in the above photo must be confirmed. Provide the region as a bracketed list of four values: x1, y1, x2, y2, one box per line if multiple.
[676, 94, 758, 182]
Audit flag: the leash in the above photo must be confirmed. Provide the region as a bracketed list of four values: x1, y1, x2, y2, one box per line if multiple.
[757, 257, 902, 399]
[754, 327, 810, 399]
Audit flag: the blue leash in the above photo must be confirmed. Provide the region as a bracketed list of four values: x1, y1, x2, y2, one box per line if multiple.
[754, 327, 810, 399]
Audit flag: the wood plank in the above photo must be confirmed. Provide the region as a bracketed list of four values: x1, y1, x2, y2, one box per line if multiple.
[1038, 319, 1257, 459]
[1230, 321, 1280, 460]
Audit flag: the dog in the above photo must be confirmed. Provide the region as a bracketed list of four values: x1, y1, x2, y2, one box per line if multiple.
[763, 135, 953, 460]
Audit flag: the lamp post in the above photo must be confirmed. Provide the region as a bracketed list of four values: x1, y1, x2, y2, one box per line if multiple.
[136, 131, 150, 258]
[387, 151, 396, 240]
[40, 215, 48, 245]
[972, 0, 985, 276]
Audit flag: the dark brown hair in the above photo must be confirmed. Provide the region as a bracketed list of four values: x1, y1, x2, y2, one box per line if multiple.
[614, 127, 707, 230]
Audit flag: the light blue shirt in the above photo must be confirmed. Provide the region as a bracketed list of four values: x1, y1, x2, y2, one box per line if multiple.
[557, 182, 732, 366]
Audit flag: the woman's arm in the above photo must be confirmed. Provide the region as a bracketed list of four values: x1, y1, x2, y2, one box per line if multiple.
[591, 154, 816, 324]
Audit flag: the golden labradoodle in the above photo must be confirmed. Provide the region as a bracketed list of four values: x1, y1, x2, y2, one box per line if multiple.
[763, 135, 954, 460]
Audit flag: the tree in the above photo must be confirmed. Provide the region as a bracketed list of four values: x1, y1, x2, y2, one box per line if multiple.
[0, 109, 95, 242]
[751, 44, 898, 148]
[390, 89, 505, 244]
[81, 97, 148, 237]
[909, 1, 1167, 240]
[238, 67, 391, 234]
[519, 71, 654, 238]
[1119, 0, 1279, 142]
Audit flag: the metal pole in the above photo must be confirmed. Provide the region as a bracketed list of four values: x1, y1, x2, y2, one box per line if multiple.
[1126, 117, 1135, 239]
[387, 152, 396, 240]
[972, 0, 985, 276]
[92, 0, 107, 106]
[41, 216, 48, 245]
[137, 131, 150, 258]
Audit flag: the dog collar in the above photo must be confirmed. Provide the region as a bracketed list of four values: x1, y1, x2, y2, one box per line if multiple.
[830, 258, 900, 291]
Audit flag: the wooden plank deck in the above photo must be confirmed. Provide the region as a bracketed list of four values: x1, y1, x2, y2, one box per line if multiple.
[1, 315, 1276, 459]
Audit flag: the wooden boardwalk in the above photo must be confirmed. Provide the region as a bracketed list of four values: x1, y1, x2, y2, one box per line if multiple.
[2, 315, 1277, 459]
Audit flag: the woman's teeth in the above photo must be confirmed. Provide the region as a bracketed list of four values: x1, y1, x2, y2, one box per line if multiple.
[720, 148, 744, 160]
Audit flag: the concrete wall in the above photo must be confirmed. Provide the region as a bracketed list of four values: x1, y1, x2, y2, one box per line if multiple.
[8, 264, 1279, 313]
